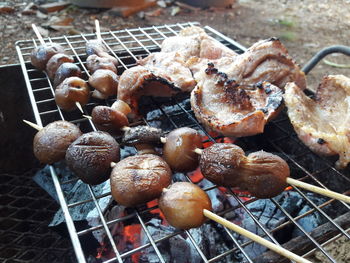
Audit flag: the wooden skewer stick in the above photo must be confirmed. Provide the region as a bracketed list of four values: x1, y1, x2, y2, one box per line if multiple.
[286, 177, 350, 203]
[32, 24, 83, 113]
[23, 120, 43, 131]
[75, 101, 84, 113]
[203, 209, 312, 263]
[31, 24, 46, 45]
[95, 19, 102, 42]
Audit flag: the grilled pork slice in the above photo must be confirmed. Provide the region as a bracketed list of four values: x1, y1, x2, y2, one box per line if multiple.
[191, 72, 283, 137]
[284, 75, 350, 169]
[118, 66, 181, 116]
[222, 37, 306, 90]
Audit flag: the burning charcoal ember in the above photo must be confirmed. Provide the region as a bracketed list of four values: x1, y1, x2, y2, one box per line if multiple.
[122, 126, 163, 146]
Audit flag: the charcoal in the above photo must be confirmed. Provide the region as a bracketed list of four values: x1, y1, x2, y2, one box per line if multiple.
[33, 161, 76, 202]
[49, 179, 113, 242]
[198, 179, 227, 213]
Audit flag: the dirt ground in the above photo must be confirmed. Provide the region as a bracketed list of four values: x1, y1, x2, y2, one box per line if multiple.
[1, 0, 350, 88]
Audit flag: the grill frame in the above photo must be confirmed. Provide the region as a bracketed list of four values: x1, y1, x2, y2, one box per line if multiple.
[16, 22, 350, 263]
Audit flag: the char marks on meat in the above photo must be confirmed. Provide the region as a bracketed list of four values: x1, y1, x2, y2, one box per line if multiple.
[190, 37, 305, 137]
[284, 75, 350, 169]
[117, 26, 237, 116]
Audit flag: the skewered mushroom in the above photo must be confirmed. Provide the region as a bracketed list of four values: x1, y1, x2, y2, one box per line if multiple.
[46, 53, 74, 80]
[159, 182, 212, 229]
[86, 39, 119, 66]
[86, 54, 118, 74]
[55, 77, 90, 111]
[30, 43, 65, 71]
[53, 63, 82, 88]
[89, 69, 119, 99]
[66, 131, 120, 185]
[110, 154, 172, 207]
[91, 105, 129, 134]
[163, 127, 202, 172]
[199, 143, 289, 198]
[33, 120, 82, 164]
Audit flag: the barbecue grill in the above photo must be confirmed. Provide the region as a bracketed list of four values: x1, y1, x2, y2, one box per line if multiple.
[14, 22, 350, 263]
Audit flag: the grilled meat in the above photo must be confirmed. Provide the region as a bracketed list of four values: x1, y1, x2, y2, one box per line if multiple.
[190, 38, 305, 137]
[117, 26, 237, 116]
[284, 75, 350, 169]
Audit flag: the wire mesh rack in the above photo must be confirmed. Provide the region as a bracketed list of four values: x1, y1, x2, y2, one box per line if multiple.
[16, 22, 350, 263]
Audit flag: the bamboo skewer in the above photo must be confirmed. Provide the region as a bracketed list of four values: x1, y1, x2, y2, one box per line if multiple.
[95, 19, 102, 42]
[23, 119, 42, 131]
[286, 177, 350, 203]
[203, 209, 312, 263]
[31, 24, 45, 45]
[31, 24, 84, 113]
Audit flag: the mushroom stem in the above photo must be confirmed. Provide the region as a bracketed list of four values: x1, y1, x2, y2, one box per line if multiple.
[110, 162, 117, 168]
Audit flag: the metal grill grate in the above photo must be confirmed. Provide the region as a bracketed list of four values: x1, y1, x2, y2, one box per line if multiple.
[16, 22, 350, 263]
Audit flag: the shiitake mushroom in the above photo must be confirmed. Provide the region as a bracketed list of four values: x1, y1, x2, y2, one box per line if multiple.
[66, 131, 120, 185]
[46, 53, 74, 80]
[110, 154, 172, 207]
[86, 54, 118, 74]
[53, 63, 82, 88]
[163, 127, 202, 172]
[91, 105, 129, 134]
[86, 40, 119, 66]
[122, 126, 163, 146]
[33, 120, 82, 164]
[89, 69, 119, 99]
[199, 143, 289, 198]
[31, 43, 65, 71]
[55, 77, 90, 111]
[158, 182, 212, 229]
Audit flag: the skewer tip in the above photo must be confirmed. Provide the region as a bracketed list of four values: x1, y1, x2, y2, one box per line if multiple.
[82, 115, 92, 120]
[23, 119, 43, 131]
[75, 101, 84, 113]
[194, 148, 203, 155]
[160, 137, 167, 144]
[111, 162, 117, 168]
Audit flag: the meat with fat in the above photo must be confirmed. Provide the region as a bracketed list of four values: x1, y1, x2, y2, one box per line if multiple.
[284, 75, 350, 169]
[190, 37, 305, 137]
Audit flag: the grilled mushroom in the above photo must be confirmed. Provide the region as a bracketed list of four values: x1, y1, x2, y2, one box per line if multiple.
[110, 154, 172, 207]
[86, 39, 119, 66]
[66, 131, 120, 185]
[53, 63, 82, 88]
[46, 53, 74, 80]
[89, 69, 119, 99]
[91, 105, 129, 134]
[200, 143, 289, 198]
[86, 54, 118, 74]
[55, 77, 90, 111]
[163, 127, 202, 172]
[159, 182, 212, 229]
[33, 121, 82, 164]
[31, 43, 65, 71]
